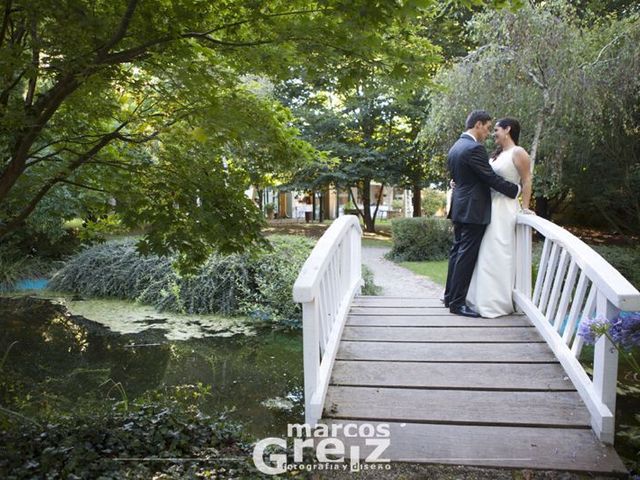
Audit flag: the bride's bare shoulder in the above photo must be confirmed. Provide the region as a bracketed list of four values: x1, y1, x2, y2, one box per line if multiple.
[512, 146, 529, 157]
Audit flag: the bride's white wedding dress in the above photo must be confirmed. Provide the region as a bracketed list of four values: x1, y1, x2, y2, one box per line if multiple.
[466, 147, 521, 318]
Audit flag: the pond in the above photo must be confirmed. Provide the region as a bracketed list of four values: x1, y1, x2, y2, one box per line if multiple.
[0, 294, 304, 439]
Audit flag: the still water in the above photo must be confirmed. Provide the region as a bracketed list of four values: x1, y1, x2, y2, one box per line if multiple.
[0, 294, 304, 438]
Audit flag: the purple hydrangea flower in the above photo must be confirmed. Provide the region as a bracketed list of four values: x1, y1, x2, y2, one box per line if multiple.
[609, 311, 640, 351]
[578, 315, 611, 345]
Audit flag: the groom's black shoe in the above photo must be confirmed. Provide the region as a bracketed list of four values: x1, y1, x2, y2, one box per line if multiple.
[450, 304, 480, 318]
[440, 296, 449, 308]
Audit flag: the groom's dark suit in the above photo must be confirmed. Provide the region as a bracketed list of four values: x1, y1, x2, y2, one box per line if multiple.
[444, 133, 519, 312]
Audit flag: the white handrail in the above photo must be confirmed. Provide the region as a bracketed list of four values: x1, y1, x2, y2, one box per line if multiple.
[292, 215, 363, 425]
[514, 214, 640, 444]
[517, 215, 640, 310]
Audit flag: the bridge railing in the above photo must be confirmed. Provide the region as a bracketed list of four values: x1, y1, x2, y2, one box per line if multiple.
[292, 215, 363, 426]
[514, 214, 640, 444]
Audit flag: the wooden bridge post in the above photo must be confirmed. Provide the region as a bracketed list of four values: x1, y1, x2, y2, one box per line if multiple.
[515, 223, 532, 312]
[350, 222, 362, 295]
[592, 292, 619, 444]
[302, 301, 320, 425]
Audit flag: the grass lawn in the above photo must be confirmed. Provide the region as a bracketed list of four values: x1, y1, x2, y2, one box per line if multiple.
[362, 237, 392, 248]
[400, 260, 448, 286]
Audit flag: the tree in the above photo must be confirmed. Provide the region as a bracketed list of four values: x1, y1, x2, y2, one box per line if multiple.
[1, 0, 474, 264]
[419, 0, 640, 231]
[283, 82, 428, 232]
[279, 6, 447, 230]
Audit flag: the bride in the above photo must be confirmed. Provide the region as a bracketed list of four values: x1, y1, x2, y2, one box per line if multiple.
[466, 117, 533, 318]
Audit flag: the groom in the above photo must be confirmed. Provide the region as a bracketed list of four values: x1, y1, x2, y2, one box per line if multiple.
[443, 110, 520, 318]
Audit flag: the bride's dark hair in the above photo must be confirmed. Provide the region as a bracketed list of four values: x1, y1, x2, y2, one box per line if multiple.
[491, 117, 521, 159]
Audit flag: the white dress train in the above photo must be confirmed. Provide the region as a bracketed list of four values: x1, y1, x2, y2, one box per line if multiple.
[466, 147, 521, 318]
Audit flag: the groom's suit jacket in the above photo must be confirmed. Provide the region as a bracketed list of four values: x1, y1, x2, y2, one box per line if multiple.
[447, 133, 519, 225]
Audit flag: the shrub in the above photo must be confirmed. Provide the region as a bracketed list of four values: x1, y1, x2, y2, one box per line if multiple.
[387, 217, 453, 262]
[237, 235, 317, 325]
[49, 235, 382, 327]
[49, 236, 315, 326]
[591, 244, 640, 290]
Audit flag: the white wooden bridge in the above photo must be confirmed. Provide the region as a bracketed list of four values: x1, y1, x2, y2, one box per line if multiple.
[293, 215, 640, 474]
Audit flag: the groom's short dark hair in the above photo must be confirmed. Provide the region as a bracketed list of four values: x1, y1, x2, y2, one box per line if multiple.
[465, 110, 492, 129]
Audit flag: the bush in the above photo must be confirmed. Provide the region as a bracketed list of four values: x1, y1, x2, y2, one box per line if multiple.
[49, 235, 384, 327]
[591, 244, 640, 290]
[49, 236, 315, 326]
[237, 235, 316, 326]
[387, 217, 453, 262]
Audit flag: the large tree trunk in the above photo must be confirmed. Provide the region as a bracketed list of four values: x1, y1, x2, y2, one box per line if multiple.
[529, 107, 544, 169]
[412, 183, 421, 217]
[362, 178, 375, 233]
[312, 191, 317, 221]
[372, 183, 384, 225]
[256, 188, 263, 211]
[526, 72, 555, 170]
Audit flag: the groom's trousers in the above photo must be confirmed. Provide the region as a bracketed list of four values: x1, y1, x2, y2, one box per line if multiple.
[444, 222, 487, 310]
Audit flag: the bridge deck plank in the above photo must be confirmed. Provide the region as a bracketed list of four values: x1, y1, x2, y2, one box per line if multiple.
[342, 325, 543, 342]
[337, 341, 557, 362]
[346, 314, 531, 327]
[349, 307, 453, 315]
[320, 296, 626, 474]
[317, 420, 627, 473]
[324, 386, 589, 427]
[330, 361, 575, 390]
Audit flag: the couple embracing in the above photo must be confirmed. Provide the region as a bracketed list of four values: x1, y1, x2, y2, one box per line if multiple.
[443, 110, 534, 319]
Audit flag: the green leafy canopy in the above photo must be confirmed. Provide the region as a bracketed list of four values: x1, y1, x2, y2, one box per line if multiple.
[0, 0, 520, 266]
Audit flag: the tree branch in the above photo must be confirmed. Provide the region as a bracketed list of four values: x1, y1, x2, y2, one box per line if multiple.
[10, 15, 25, 47]
[96, 0, 139, 58]
[116, 131, 160, 144]
[0, 72, 81, 203]
[85, 159, 141, 173]
[526, 69, 545, 89]
[583, 31, 630, 69]
[204, 7, 333, 35]
[0, 124, 127, 237]
[181, 32, 277, 48]
[0, 0, 12, 49]
[57, 179, 111, 193]
[25, 11, 38, 108]
[0, 69, 25, 107]
[98, 36, 174, 65]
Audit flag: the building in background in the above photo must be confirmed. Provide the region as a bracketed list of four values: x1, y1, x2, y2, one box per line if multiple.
[248, 183, 424, 221]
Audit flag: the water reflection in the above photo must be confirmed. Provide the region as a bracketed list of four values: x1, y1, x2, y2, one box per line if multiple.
[0, 296, 303, 437]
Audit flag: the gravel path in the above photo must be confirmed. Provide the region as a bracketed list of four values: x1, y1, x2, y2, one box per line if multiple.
[361, 246, 443, 298]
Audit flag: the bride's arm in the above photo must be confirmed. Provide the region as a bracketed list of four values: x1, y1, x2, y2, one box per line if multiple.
[513, 147, 532, 210]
